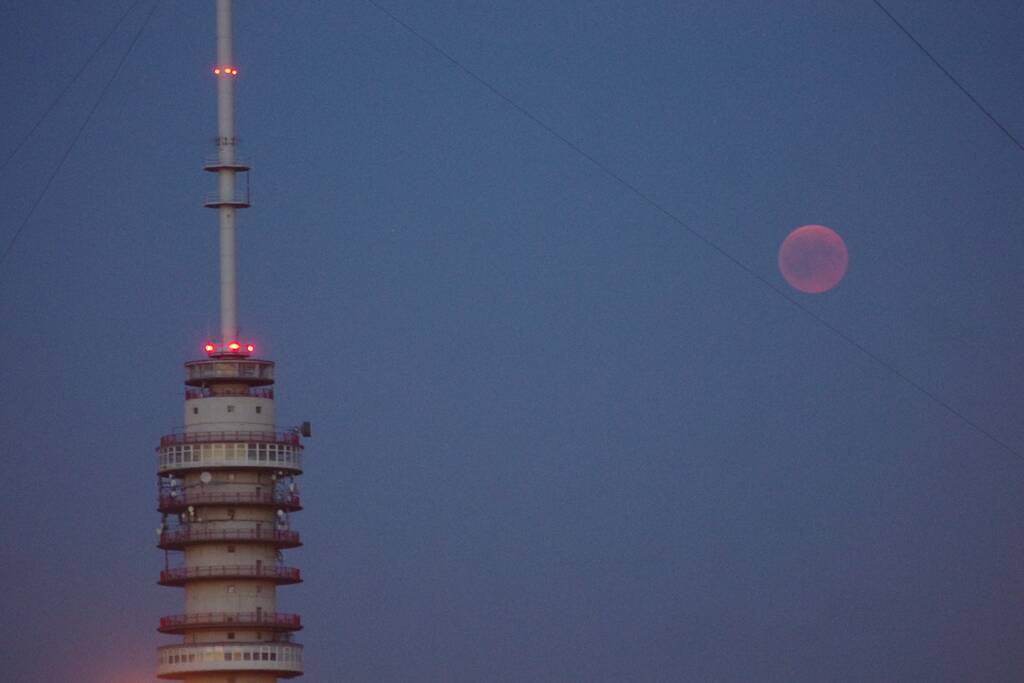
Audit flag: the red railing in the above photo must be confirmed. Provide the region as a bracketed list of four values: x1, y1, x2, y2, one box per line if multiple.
[159, 564, 301, 585]
[159, 611, 301, 632]
[158, 527, 301, 548]
[160, 430, 299, 447]
[158, 491, 301, 511]
[185, 387, 274, 399]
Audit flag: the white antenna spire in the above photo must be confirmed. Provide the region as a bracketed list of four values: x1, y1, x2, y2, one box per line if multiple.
[205, 0, 249, 343]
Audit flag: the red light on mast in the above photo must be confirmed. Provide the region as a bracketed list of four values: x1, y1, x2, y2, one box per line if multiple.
[246, 344, 255, 353]
[213, 67, 221, 75]
[228, 341, 241, 351]
[203, 343, 216, 353]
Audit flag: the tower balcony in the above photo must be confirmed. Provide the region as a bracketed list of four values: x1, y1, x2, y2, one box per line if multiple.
[185, 357, 274, 387]
[158, 611, 301, 634]
[204, 194, 251, 209]
[158, 490, 301, 513]
[157, 432, 303, 474]
[186, 386, 273, 399]
[158, 564, 301, 586]
[158, 526, 301, 550]
[160, 430, 299, 447]
[203, 155, 250, 173]
[157, 641, 302, 679]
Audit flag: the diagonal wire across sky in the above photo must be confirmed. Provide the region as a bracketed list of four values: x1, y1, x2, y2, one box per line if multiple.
[364, 0, 1024, 460]
[0, 0, 161, 268]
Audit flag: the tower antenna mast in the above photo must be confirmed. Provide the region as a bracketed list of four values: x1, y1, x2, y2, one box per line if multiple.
[206, 0, 249, 343]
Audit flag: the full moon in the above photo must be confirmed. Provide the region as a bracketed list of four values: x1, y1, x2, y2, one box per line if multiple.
[778, 224, 848, 293]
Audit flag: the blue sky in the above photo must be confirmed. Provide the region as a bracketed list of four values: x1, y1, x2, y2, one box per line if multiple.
[2, 1, 1024, 680]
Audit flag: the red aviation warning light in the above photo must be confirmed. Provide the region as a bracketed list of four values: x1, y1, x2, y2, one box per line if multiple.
[202, 341, 256, 356]
[212, 66, 238, 76]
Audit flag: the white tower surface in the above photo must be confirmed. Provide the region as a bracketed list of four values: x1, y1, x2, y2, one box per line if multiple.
[155, 2, 306, 679]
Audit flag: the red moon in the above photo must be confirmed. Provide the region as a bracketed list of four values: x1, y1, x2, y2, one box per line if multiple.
[778, 225, 848, 293]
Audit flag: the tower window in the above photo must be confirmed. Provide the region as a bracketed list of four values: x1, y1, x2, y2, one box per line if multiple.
[227, 545, 236, 553]
[255, 406, 262, 414]
[192, 407, 198, 415]
[227, 405, 235, 413]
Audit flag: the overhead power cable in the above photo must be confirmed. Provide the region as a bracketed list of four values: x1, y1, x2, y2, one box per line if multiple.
[0, 0, 145, 174]
[365, 0, 1021, 461]
[871, 0, 1024, 155]
[0, 0, 161, 269]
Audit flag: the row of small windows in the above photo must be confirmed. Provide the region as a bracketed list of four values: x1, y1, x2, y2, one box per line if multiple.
[192, 405, 262, 414]
[158, 443, 301, 469]
[160, 645, 301, 666]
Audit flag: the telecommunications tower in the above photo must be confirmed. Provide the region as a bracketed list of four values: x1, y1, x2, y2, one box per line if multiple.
[155, 1, 307, 679]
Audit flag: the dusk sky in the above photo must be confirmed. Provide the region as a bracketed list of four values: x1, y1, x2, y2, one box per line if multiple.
[3, 1, 1024, 681]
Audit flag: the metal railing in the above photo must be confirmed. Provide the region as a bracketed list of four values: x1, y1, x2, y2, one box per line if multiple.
[203, 154, 250, 168]
[185, 387, 274, 399]
[160, 430, 299, 447]
[204, 192, 250, 206]
[159, 611, 301, 632]
[159, 564, 301, 585]
[158, 491, 301, 511]
[158, 527, 300, 548]
[184, 358, 274, 384]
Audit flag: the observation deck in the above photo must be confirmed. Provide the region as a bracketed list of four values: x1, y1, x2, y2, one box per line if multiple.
[156, 641, 302, 679]
[158, 526, 300, 550]
[158, 564, 301, 586]
[158, 490, 301, 513]
[160, 430, 299, 447]
[157, 430, 303, 474]
[185, 357, 274, 387]
[186, 386, 273, 399]
[159, 612, 301, 634]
